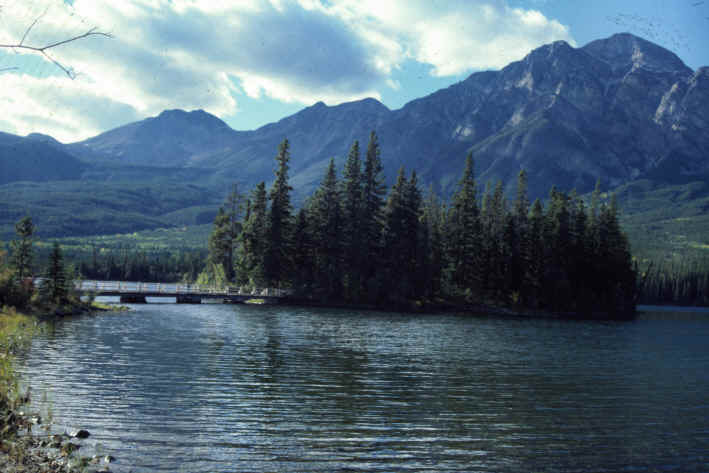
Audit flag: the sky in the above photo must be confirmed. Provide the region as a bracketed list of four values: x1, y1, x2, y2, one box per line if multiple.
[0, 0, 707, 143]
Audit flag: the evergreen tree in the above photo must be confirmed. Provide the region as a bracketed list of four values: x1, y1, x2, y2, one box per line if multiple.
[360, 131, 387, 301]
[291, 208, 314, 292]
[511, 170, 530, 303]
[382, 167, 410, 303]
[42, 242, 68, 305]
[340, 140, 363, 300]
[484, 181, 507, 301]
[421, 186, 445, 299]
[11, 216, 35, 280]
[205, 208, 231, 285]
[309, 159, 343, 298]
[241, 182, 269, 286]
[447, 153, 482, 300]
[266, 139, 294, 286]
[404, 171, 425, 298]
[594, 194, 636, 314]
[527, 199, 545, 307]
[202, 186, 244, 286]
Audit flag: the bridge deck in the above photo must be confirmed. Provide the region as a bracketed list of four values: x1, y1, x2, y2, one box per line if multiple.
[75, 280, 290, 301]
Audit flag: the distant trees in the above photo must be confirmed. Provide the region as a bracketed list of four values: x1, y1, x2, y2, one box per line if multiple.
[79, 249, 205, 284]
[639, 259, 709, 306]
[206, 133, 637, 317]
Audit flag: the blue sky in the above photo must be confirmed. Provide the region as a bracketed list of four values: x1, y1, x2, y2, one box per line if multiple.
[0, 0, 707, 142]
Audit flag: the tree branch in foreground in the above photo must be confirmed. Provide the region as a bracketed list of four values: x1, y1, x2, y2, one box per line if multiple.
[0, 10, 112, 79]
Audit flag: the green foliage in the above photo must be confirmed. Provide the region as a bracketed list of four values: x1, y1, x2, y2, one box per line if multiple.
[308, 159, 343, 299]
[446, 154, 482, 298]
[78, 247, 205, 283]
[340, 140, 363, 300]
[0, 179, 222, 240]
[10, 216, 35, 281]
[240, 182, 269, 286]
[40, 242, 69, 305]
[223, 136, 638, 316]
[207, 185, 245, 282]
[360, 132, 387, 301]
[265, 139, 294, 286]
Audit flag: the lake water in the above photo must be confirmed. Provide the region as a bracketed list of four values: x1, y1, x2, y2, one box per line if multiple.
[18, 302, 709, 472]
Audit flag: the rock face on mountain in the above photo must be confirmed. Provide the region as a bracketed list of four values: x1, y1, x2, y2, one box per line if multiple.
[371, 33, 703, 198]
[34, 33, 709, 200]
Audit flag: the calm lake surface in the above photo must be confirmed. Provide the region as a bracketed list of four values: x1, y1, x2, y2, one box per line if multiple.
[18, 302, 709, 472]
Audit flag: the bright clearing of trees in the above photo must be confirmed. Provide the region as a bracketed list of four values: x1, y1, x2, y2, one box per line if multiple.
[204, 135, 638, 317]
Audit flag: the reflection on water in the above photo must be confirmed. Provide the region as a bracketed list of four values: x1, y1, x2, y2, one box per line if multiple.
[18, 303, 709, 472]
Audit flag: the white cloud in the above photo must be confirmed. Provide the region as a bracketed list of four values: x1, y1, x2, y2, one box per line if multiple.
[326, 0, 575, 76]
[0, 0, 574, 141]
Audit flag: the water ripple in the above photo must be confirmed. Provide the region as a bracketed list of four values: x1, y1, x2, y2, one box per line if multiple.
[16, 304, 709, 472]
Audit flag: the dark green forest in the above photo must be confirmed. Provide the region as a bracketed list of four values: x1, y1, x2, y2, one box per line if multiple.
[6, 132, 709, 314]
[202, 133, 637, 316]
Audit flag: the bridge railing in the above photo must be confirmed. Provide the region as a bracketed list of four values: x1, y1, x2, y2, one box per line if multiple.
[75, 280, 293, 298]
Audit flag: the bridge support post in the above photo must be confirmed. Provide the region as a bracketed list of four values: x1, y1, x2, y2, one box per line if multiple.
[176, 295, 201, 304]
[120, 295, 147, 304]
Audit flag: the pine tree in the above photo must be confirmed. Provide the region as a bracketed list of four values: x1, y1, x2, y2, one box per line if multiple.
[421, 186, 445, 299]
[360, 131, 387, 301]
[206, 208, 231, 285]
[309, 159, 342, 298]
[43, 242, 68, 305]
[527, 199, 545, 307]
[404, 171, 425, 298]
[266, 139, 294, 286]
[11, 216, 34, 281]
[291, 208, 314, 292]
[202, 185, 244, 287]
[241, 182, 269, 287]
[511, 170, 530, 303]
[446, 154, 482, 300]
[340, 140, 363, 300]
[485, 181, 507, 301]
[382, 167, 410, 303]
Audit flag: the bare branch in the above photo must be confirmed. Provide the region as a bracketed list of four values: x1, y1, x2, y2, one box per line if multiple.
[19, 7, 49, 47]
[0, 12, 112, 79]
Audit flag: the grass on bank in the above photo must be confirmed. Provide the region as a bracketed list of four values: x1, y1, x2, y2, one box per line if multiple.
[1, 307, 39, 448]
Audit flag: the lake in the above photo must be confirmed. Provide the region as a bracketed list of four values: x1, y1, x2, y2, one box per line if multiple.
[18, 302, 709, 472]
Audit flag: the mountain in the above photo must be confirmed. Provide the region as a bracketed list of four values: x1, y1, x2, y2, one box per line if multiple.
[63, 33, 707, 202]
[1, 32, 707, 240]
[67, 109, 242, 167]
[0, 132, 87, 185]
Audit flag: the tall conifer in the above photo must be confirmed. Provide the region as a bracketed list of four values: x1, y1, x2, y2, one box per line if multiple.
[266, 139, 294, 286]
[341, 140, 363, 300]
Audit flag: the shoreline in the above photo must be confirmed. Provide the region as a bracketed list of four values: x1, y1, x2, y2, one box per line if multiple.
[279, 296, 637, 320]
[1, 303, 124, 473]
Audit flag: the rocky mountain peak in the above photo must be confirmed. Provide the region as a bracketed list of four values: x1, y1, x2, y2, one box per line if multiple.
[155, 108, 230, 130]
[582, 32, 691, 76]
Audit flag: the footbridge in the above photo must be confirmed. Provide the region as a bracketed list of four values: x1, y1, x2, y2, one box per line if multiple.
[76, 280, 291, 304]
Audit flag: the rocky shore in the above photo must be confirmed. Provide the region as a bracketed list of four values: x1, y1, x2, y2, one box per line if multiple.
[0, 420, 114, 473]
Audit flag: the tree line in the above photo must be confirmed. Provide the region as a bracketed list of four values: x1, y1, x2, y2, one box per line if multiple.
[639, 258, 709, 306]
[77, 248, 205, 283]
[203, 132, 637, 316]
[0, 217, 80, 311]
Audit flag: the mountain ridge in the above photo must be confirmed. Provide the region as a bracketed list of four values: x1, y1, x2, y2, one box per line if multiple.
[1, 32, 707, 239]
